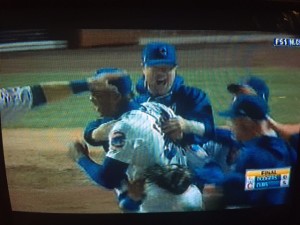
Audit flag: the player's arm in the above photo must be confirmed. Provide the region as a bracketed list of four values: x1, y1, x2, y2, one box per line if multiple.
[162, 87, 215, 144]
[0, 79, 92, 124]
[68, 141, 128, 189]
[184, 88, 215, 138]
[31, 78, 93, 108]
[68, 141, 143, 212]
[83, 118, 115, 147]
[267, 116, 300, 141]
[91, 120, 118, 141]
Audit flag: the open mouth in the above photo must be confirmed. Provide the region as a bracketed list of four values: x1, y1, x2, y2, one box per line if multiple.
[156, 78, 167, 86]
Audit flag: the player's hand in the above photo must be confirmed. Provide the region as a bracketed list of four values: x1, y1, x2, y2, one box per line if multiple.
[68, 141, 89, 162]
[127, 179, 146, 201]
[161, 116, 185, 141]
[266, 116, 293, 140]
[88, 73, 124, 92]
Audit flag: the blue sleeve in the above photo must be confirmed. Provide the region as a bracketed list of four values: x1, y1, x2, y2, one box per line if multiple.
[177, 86, 215, 145]
[118, 193, 142, 212]
[83, 118, 112, 147]
[214, 128, 241, 149]
[191, 160, 250, 206]
[192, 161, 225, 187]
[69, 79, 89, 94]
[78, 156, 128, 189]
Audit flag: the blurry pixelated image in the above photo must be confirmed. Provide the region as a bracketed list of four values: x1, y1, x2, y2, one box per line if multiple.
[1, 29, 299, 213]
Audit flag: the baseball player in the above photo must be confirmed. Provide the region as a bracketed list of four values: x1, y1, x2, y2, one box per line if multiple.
[134, 42, 215, 146]
[201, 75, 298, 175]
[227, 75, 299, 151]
[68, 101, 203, 213]
[194, 95, 297, 208]
[0, 77, 103, 126]
[83, 68, 139, 151]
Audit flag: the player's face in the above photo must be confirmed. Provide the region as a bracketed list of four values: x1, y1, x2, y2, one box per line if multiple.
[90, 89, 121, 117]
[143, 65, 176, 96]
[231, 118, 259, 142]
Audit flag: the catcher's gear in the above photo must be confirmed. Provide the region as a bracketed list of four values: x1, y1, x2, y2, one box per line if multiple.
[144, 164, 192, 195]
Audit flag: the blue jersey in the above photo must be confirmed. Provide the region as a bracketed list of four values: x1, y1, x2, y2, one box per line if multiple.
[135, 74, 215, 146]
[222, 135, 296, 207]
[289, 133, 299, 154]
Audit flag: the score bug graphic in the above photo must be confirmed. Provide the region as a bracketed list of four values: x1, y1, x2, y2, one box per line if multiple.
[245, 167, 291, 191]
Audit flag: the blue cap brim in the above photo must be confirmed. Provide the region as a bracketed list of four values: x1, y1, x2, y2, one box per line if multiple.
[144, 60, 177, 67]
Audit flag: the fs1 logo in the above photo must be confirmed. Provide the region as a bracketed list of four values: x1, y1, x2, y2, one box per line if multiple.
[274, 38, 300, 47]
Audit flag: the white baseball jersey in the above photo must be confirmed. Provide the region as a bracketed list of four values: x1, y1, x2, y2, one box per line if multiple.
[0, 86, 33, 125]
[106, 102, 203, 212]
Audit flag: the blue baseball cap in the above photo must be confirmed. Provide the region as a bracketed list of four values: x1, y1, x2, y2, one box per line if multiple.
[142, 42, 177, 67]
[227, 76, 270, 102]
[219, 95, 269, 120]
[94, 68, 132, 96]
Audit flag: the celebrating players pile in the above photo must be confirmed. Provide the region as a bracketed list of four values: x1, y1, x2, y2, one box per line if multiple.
[2, 42, 297, 212]
[67, 42, 298, 212]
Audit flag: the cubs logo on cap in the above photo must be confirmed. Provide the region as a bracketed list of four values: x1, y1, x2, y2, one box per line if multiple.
[142, 42, 177, 67]
[159, 46, 167, 56]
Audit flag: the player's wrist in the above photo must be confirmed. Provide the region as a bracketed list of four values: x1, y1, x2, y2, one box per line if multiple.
[118, 192, 143, 211]
[126, 192, 145, 202]
[181, 117, 205, 136]
[68, 141, 90, 162]
[70, 79, 89, 94]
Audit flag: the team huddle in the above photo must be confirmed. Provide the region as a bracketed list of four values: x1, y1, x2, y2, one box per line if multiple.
[1, 42, 299, 212]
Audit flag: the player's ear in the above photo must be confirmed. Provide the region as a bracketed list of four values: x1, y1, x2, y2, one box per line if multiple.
[114, 91, 122, 102]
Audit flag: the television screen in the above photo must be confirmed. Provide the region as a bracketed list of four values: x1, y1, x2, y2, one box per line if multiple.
[1, 3, 299, 225]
